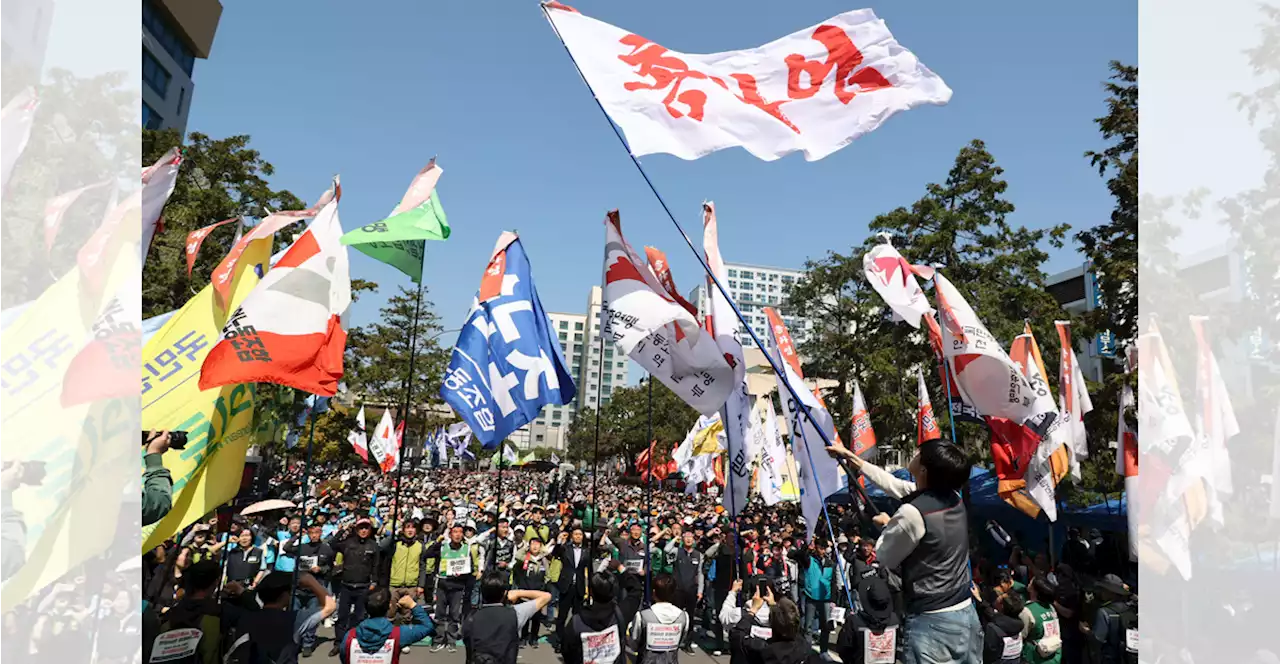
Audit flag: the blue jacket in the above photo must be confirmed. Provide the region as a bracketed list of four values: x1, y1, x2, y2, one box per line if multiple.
[340, 605, 434, 663]
[793, 550, 835, 601]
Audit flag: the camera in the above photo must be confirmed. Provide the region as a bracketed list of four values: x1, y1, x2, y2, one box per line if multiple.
[2, 461, 46, 487]
[142, 431, 188, 451]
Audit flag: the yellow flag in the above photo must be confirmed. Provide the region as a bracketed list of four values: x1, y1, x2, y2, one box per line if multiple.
[691, 419, 725, 456]
[141, 238, 272, 552]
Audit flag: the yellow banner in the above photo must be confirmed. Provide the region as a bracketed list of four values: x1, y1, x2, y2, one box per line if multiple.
[141, 238, 271, 552]
[691, 419, 725, 456]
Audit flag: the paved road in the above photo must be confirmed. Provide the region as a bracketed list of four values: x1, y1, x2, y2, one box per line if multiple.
[308, 637, 730, 664]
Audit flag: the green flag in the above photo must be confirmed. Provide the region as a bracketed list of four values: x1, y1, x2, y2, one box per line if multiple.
[341, 192, 450, 282]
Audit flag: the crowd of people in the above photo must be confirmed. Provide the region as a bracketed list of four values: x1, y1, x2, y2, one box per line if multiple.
[131, 437, 1136, 664]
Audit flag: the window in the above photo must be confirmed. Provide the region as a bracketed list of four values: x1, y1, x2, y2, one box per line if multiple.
[552, 410, 562, 420]
[617, 361, 626, 369]
[604, 348, 613, 358]
[728, 269, 738, 278]
[560, 321, 568, 330]
[770, 274, 779, 281]
[740, 271, 754, 279]
[176, 86, 186, 116]
[741, 282, 753, 291]
[615, 373, 625, 382]
[589, 396, 596, 404]
[559, 331, 567, 341]
[574, 333, 583, 342]
[592, 359, 599, 366]
[142, 48, 171, 97]
[574, 344, 583, 354]
[603, 373, 612, 384]
[536, 434, 544, 442]
[602, 386, 612, 395]
[575, 322, 584, 330]
[142, 0, 196, 75]
[142, 102, 163, 130]
[782, 275, 794, 284]
[728, 280, 737, 288]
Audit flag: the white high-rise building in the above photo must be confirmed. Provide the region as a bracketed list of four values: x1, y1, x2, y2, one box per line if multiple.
[689, 262, 814, 351]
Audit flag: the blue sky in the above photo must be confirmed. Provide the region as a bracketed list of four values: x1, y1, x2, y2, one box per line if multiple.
[186, 0, 1136, 347]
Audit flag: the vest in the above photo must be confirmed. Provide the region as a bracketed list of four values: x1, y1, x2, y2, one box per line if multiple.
[672, 547, 702, 591]
[899, 490, 970, 614]
[274, 531, 298, 572]
[390, 540, 423, 588]
[988, 618, 1023, 664]
[1100, 602, 1138, 664]
[240, 608, 300, 664]
[570, 608, 627, 664]
[440, 543, 473, 579]
[494, 537, 515, 566]
[344, 627, 401, 664]
[521, 552, 550, 589]
[465, 604, 520, 664]
[632, 607, 688, 664]
[1023, 601, 1062, 663]
[226, 547, 264, 583]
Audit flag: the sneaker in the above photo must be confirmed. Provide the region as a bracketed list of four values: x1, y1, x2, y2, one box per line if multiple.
[432, 642, 447, 652]
[301, 645, 315, 658]
[447, 645, 458, 653]
[327, 644, 341, 658]
[401, 646, 412, 654]
[713, 651, 723, 657]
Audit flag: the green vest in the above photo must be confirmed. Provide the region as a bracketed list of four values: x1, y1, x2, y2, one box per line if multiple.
[390, 540, 423, 587]
[440, 543, 473, 578]
[1023, 600, 1063, 664]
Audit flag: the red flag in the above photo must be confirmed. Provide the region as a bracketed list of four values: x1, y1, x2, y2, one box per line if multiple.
[916, 370, 942, 444]
[184, 218, 239, 277]
[988, 417, 1043, 519]
[850, 382, 877, 458]
[644, 246, 697, 316]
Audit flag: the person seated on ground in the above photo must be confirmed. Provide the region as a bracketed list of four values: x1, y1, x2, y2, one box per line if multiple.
[339, 587, 435, 664]
[462, 572, 553, 664]
[627, 574, 690, 664]
[836, 574, 900, 664]
[562, 572, 628, 664]
[729, 585, 821, 664]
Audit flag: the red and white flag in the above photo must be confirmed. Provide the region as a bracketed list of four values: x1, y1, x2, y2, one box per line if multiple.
[184, 218, 240, 277]
[199, 179, 351, 396]
[544, 3, 950, 162]
[369, 409, 397, 473]
[1140, 322, 1198, 579]
[43, 180, 111, 255]
[916, 370, 942, 444]
[850, 382, 877, 459]
[765, 307, 843, 541]
[601, 211, 734, 415]
[1116, 348, 1138, 561]
[348, 406, 370, 462]
[1190, 316, 1238, 526]
[863, 242, 932, 328]
[1054, 321, 1094, 480]
[924, 267, 1039, 424]
[141, 147, 183, 260]
[644, 246, 697, 316]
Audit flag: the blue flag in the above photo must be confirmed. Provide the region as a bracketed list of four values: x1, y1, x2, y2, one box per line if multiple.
[440, 233, 576, 448]
[286, 394, 331, 448]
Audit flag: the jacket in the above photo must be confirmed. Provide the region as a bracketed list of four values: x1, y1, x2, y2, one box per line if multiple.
[562, 600, 626, 664]
[379, 535, 428, 588]
[142, 453, 172, 527]
[982, 613, 1025, 664]
[340, 605, 435, 664]
[332, 533, 381, 585]
[552, 541, 592, 593]
[789, 549, 835, 602]
[730, 612, 822, 664]
[283, 537, 335, 582]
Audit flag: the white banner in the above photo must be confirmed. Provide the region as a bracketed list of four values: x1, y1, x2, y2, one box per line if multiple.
[545, 4, 951, 161]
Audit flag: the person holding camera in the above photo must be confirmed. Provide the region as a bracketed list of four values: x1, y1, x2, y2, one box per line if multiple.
[142, 431, 174, 527]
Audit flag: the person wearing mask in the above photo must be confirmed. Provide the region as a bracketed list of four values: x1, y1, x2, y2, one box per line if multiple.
[730, 586, 821, 664]
[836, 575, 900, 664]
[462, 572, 554, 664]
[552, 527, 592, 652]
[1087, 575, 1137, 664]
[339, 588, 436, 664]
[827, 439, 981, 663]
[788, 538, 837, 653]
[664, 530, 706, 650]
[424, 523, 482, 653]
[562, 572, 627, 664]
[222, 572, 337, 664]
[223, 529, 269, 591]
[1021, 576, 1062, 664]
[513, 536, 554, 647]
[141, 431, 173, 526]
[978, 589, 1025, 664]
[327, 518, 382, 657]
[379, 518, 429, 650]
[627, 574, 691, 664]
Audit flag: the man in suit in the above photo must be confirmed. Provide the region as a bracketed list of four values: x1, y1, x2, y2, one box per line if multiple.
[551, 526, 591, 652]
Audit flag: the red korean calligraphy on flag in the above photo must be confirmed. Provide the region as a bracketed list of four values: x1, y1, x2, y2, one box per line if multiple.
[199, 179, 351, 396]
[184, 218, 240, 277]
[850, 382, 877, 459]
[544, 3, 950, 161]
[916, 370, 941, 444]
[863, 241, 932, 328]
[644, 246, 697, 316]
[349, 406, 370, 462]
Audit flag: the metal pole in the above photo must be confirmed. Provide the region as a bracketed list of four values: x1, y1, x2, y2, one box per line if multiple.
[493, 444, 504, 568]
[289, 409, 319, 608]
[589, 263, 608, 560]
[389, 282, 425, 539]
[644, 376, 654, 607]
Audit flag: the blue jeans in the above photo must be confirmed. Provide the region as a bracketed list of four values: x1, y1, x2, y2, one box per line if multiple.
[294, 594, 321, 649]
[803, 598, 831, 651]
[903, 603, 982, 664]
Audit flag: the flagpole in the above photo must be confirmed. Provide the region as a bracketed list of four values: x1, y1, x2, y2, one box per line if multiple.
[493, 443, 504, 567]
[543, 9, 860, 487]
[643, 375, 655, 606]
[289, 407, 319, 609]
[930, 309, 961, 443]
[390, 281, 425, 539]
[589, 244, 608, 561]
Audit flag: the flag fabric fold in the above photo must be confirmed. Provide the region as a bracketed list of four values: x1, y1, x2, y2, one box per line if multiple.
[544, 4, 951, 161]
[369, 410, 398, 473]
[440, 233, 576, 448]
[644, 246, 697, 316]
[1054, 321, 1094, 480]
[184, 218, 240, 277]
[915, 370, 942, 444]
[141, 148, 183, 259]
[349, 406, 370, 462]
[863, 241, 932, 328]
[340, 160, 450, 283]
[850, 382, 878, 459]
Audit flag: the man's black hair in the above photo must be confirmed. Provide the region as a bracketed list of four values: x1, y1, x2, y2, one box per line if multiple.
[652, 574, 676, 604]
[769, 598, 801, 641]
[589, 571, 615, 604]
[498, 517, 509, 525]
[255, 572, 293, 605]
[1030, 575, 1057, 604]
[480, 572, 509, 604]
[999, 591, 1025, 619]
[365, 588, 392, 618]
[918, 439, 970, 492]
[183, 561, 220, 593]
[994, 569, 1013, 588]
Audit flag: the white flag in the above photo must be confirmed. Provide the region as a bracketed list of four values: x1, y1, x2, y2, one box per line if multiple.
[752, 398, 786, 506]
[369, 410, 397, 474]
[703, 203, 753, 516]
[765, 307, 843, 541]
[1, 88, 38, 191]
[544, 3, 950, 162]
[348, 406, 369, 462]
[435, 428, 449, 465]
[141, 147, 183, 261]
[601, 212, 734, 415]
[551, 453, 561, 465]
[1140, 323, 1195, 579]
[503, 444, 518, 465]
[1116, 348, 1138, 560]
[1054, 322, 1094, 481]
[925, 267, 1040, 424]
[1190, 316, 1238, 525]
[863, 242, 932, 328]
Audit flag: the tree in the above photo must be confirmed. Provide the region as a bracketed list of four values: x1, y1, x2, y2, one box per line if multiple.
[789, 140, 1072, 462]
[565, 378, 699, 468]
[141, 129, 309, 317]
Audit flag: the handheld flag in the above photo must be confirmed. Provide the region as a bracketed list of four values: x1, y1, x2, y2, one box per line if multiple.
[602, 211, 734, 415]
[184, 218, 240, 277]
[440, 233, 576, 447]
[543, 3, 951, 161]
[1116, 348, 1138, 561]
[199, 180, 352, 396]
[502, 443, 518, 466]
[850, 382, 877, 458]
[349, 406, 370, 462]
[369, 409, 397, 473]
[1054, 321, 1094, 480]
[863, 241, 932, 328]
[340, 159, 450, 282]
[140, 147, 183, 261]
[915, 371, 942, 444]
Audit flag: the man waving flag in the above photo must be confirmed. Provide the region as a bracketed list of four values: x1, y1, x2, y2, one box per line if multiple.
[440, 233, 576, 448]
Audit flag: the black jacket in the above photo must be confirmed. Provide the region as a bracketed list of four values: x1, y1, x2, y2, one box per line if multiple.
[982, 613, 1026, 663]
[332, 533, 380, 585]
[553, 541, 592, 593]
[730, 612, 822, 664]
